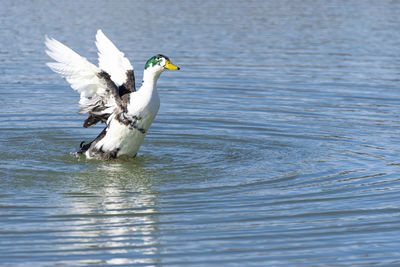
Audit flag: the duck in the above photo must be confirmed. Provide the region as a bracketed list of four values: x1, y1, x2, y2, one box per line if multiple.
[45, 29, 180, 160]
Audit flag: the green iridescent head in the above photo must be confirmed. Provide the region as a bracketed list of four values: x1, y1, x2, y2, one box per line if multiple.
[144, 54, 180, 70]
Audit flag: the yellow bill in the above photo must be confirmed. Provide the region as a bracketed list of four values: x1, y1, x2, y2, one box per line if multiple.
[165, 60, 180, 70]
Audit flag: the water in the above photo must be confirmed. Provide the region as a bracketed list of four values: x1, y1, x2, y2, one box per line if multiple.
[1, 0, 400, 266]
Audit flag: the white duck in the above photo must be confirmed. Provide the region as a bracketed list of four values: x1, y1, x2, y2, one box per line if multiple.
[45, 29, 180, 160]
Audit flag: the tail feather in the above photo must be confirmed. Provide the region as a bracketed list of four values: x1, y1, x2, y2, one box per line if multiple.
[77, 126, 108, 154]
[77, 141, 93, 154]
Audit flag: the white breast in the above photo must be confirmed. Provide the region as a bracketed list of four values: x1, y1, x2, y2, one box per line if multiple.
[91, 88, 160, 158]
[128, 88, 160, 120]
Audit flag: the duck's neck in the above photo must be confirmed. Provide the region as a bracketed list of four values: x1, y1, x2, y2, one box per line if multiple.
[140, 69, 162, 94]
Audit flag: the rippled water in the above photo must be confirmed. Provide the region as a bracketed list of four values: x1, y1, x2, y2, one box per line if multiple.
[1, 0, 400, 266]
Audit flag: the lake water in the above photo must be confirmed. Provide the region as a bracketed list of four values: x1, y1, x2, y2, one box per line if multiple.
[1, 0, 400, 266]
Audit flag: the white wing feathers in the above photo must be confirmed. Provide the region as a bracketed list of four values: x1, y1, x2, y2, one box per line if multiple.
[45, 35, 119, 124]
[95, 29, 133, 87]
[45, 36, 106, 99]
[45, 30, 134, 127]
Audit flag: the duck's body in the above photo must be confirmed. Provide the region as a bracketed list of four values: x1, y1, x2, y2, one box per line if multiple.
[45, 30, 179, 160]
[85, 79, 160, 159]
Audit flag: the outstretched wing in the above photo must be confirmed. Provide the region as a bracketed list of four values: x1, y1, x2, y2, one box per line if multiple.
[45, 36, 121, 127]
[95, 29, 136, 94]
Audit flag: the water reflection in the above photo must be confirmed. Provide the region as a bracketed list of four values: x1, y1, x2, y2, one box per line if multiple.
[56, 162, 161, 265]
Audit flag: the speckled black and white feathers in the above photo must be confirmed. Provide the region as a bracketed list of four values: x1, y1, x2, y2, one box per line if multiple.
[83, 70, 135, 128]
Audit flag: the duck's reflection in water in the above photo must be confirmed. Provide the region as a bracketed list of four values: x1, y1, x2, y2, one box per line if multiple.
[60, 160, 161, 265]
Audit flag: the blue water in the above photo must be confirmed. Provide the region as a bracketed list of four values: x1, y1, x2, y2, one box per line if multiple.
[1, 0, 400, 266]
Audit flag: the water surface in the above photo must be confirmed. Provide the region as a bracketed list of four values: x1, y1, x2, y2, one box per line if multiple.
[1, 0, 400, 266]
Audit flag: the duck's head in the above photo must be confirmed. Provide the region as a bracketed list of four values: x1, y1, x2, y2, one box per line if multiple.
[144, 54, 180, 76]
